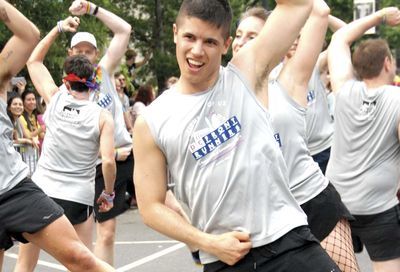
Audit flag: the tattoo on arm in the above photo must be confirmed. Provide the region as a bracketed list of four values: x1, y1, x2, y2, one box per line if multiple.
[0, 7, 9, 23]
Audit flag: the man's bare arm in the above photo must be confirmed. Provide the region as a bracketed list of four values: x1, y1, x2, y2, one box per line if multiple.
[69, 0, 131, 74]
[133, 117, 252, 265]
[0, 0, 39, 97]
[232, 0, 312, 93]
[27, 17, 80, 105]
[328, 7, 400, 93]
[279, 0, 330, 107]
[99, 110, 116, 194]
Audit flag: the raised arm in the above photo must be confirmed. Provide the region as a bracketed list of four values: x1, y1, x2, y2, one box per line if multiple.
[316, 15, 347, 73]
[0, 0, 39, 99]
[328, 7, 400, 93]
[27, 17, 80, 105]
[69, 0, 132, 74]
[133, 117, 252, 265]
[231, 0, 312, 92]
[279, 0, 330, 106]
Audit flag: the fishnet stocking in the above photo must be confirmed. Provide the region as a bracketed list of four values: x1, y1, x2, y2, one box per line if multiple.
[321, 219, 360, 272]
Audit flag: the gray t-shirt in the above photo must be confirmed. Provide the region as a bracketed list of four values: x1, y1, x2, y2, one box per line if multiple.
[90, 66, 131, 149]
[327, 80, 400, 214]
[306, 68, 334, 155]
[269, 80, 328, 205]
[33, 90, 102, 206]
[0, 99, 29, 195]
[143, 63, 307, 264]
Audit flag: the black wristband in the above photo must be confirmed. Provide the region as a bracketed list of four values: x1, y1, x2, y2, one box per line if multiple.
[93, 6, 99, 15]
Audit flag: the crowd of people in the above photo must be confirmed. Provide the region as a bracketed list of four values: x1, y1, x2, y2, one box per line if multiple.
[0, 0, 399, 272]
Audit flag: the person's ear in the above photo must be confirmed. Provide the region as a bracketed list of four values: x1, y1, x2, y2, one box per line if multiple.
[173, 24, 178, 44]
[63, 80, 71, 91]
[222, 36, 233, 55]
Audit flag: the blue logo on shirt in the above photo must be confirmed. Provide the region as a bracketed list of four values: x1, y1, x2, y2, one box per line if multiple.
[307, 90, 315, 104]
[274, 133, 282, 147]
[97, 93, 113, 109]
[192, 116, 241, 160]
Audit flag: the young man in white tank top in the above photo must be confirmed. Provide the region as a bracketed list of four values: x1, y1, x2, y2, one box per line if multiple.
[133, 0, 341, 271]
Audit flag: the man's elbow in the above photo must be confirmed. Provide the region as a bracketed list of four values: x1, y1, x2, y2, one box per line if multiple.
[102, 156, 116, 170]
[121, 22, 132, 36]
[314, 3, 330, 18]
[28, 25, 41, 46]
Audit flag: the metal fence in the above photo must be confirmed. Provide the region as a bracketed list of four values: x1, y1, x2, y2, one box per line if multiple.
[13, 143, 39, 177]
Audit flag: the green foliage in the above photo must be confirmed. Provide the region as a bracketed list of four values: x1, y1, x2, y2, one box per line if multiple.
[0, 0, 114, 88]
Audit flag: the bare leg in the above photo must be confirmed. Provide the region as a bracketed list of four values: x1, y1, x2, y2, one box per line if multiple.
[321, 219, 360, 272]
[23, 215, 114, 272]
[13, 243, 40, 272]
[74, 214, 94, 252]
[372, 258, 400, 272]
[94, 218, 116, 265]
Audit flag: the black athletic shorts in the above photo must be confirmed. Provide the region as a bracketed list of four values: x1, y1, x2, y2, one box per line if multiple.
[301, 182, 354, 241]
[351, 204, 400, 261]
[204, 226, 341, 272]
[311, 147, 331, 175]
[94, 153, 133, 222]
[52, 198, 93, 225]
[0, 178, 64, 250]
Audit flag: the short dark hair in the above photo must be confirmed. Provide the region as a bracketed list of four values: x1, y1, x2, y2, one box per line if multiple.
[135, 84, 155, 106]
[63, 55, 94, 92]
[352, 39, 392, 80]
[125, 49, 137, 60]
[176, 0, 232, 40]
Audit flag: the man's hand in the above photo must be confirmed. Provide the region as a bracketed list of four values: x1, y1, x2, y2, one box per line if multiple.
[379, 7, 400, 26]
[96, 191, 114, 212]
[61, 16, 80, 33]
[116, 146, 131, 161]
[69, 0, 89, 16]
[208, 231, 252, 265]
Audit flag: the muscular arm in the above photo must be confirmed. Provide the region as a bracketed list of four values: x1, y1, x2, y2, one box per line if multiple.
[27, 17, 80, 104]
[279, 0, 330, 107]
[133, 117, 252, 265]
[231, 0, 312, 93]
[69, 1, 131, 74]
[0, 0, 39, 100]
[328, 7, 400, 93]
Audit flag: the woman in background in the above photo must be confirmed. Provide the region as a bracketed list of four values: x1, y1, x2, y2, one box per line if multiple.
[19, 90, 45, 152]
[7, 95, 39, 176]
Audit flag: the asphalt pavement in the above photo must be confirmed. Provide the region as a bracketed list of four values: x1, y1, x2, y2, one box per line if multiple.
[3, 208, 373, 272]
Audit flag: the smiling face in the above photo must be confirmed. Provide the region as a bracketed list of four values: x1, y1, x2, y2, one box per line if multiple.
[173, 16, 231, 93]
[22, 93, 36, 113]
[8, 96, 24, 117]
[232, 16, 265, 57]
[68, 42, 99, 64]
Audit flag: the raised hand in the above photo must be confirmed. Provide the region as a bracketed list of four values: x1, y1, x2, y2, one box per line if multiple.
[69, 0, 89, 16]
[380, 7, 400, 26]
[61, 16, 80, 33]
